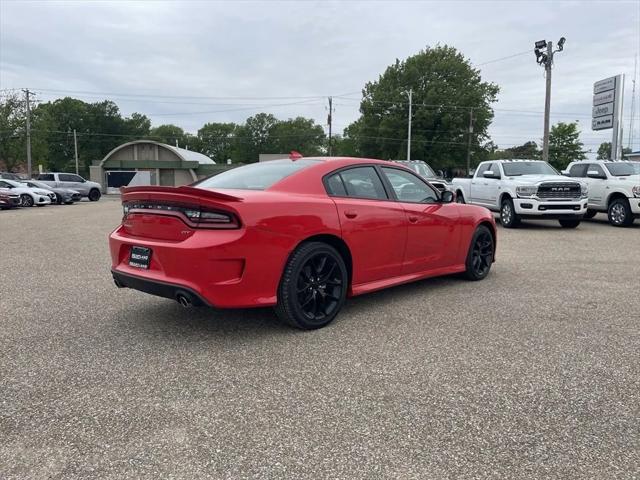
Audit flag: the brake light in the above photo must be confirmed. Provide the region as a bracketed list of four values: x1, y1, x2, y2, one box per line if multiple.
[123, 201, 240, 229]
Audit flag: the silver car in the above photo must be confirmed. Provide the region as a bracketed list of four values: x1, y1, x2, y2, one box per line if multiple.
[34, 172, 102, 201]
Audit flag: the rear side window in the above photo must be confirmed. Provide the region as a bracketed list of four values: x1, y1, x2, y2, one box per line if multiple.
[328, 167, 388, 200]
[197, 159, 320, 190]
[59, 174, 83, 182]
[325, 173, 347, 196]
[37, 174, 55, 181]
[568, 164, 587, 177]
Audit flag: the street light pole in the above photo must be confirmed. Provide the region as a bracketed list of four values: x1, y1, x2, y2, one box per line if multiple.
[542, 41, 553, 162]
[534, 37, 565, 163]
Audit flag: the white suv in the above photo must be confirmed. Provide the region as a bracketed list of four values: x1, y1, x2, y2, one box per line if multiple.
[564, 161, 640, 227]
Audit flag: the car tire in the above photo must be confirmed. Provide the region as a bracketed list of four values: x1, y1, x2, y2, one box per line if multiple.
[500, 198, 520, 228]
[464, 225, 494, 281]
[55, 193, 63, 205]
[455, 191, 465, 204]
[583, 209, 597, 219]
[608, 198, 634, 227]
[20, 194, 34, 207]
[559, 219, 580, 228]
[275, 241, 348, 330]
[88, 189, 101, 201]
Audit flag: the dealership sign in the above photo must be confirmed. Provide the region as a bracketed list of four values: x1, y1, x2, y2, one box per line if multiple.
[593, 76, 616, 94]
[592, 102, 614, 118]
[591, 74, 624, 159]
[592, 115, 613, 130]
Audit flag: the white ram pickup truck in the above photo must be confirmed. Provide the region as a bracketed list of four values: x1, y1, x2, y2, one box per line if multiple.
[563, 160, 640, 227]
[451, 159, 588, 228]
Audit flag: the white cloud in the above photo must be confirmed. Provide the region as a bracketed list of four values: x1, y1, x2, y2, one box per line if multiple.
[1, 0, 638, 152]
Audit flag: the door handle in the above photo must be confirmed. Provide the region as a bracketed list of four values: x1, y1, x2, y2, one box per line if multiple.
[408, 215, 419, 223]
[344, 210, 358, 219]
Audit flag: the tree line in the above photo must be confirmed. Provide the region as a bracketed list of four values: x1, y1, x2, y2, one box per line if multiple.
[1, 45, 603, 176]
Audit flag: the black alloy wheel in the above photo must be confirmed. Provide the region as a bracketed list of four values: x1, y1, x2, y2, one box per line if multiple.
[464, 225, 494, 280]
[20, 194, 34, 207]
[583, 209, 597, 219]
[276, 242, 348, 329]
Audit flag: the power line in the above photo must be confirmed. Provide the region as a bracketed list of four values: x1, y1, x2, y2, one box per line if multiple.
[474, 50, 531, 67]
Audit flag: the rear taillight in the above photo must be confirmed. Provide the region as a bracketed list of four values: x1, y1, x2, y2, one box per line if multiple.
[123, 201, 240, 229]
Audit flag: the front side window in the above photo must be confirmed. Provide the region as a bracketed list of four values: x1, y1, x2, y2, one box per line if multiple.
[382, 167, 438, 203]
[502, 161, 558, 176]
[476, 163, 491, 177]
[588, 164, 606, 176]
[197, 159, 321, 191]
[568, 164, 587, 177]
[327, 166, 388, 200]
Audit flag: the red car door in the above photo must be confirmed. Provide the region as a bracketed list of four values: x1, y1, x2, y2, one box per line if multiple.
[325, 166, 407, 285]
[380, 166, 461, 274]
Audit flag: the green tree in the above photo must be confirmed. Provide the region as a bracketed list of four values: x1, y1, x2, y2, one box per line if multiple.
[346, 45, 499, 169]
[489, 141, 541, 160]
[548, 122, 586, 170]
[30, 97, 152, 173]
[0, 93, 27, 172]
[233, 113, 279, 162]
[197, 122, 239, 162]
[597, 142, 631, 160]
[269, 117, 326, 156]
[150, 124, 188, 147]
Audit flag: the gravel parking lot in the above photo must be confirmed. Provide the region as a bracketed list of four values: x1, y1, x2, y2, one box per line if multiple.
[1, 197, 639, 479]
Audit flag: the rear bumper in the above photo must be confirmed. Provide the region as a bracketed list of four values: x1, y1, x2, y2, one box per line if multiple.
[513, 198, 587, 217]
[112, 270, 210, 306]
[109, 224, 296, 308]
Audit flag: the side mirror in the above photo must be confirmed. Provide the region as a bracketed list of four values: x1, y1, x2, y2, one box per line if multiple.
[441, 190, 454, 203]
[587, 170, 605, 179]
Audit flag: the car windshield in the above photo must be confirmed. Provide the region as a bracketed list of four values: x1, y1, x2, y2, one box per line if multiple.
[23, 181, 46, 189]
[411, 163, 437, 178]
[502, 161, 558, 176]
[2, 179, 20, 188]
[195, 159, 321, 191]
[604, 163, 636, 176]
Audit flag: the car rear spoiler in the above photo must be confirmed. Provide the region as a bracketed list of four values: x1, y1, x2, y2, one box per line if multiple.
[120, 185, 243, 202]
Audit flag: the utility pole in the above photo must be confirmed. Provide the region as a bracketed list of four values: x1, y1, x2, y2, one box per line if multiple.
[327, 96, 333, 156]
[73, 129, 79, 174]
[23, 89, 32, 178]
[534, 37, 565, 162]
[407, 88, 413, 160]
[466, 108, 474, 175]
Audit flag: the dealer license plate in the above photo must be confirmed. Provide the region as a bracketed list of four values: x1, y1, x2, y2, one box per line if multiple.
[129, 246, 151, 269]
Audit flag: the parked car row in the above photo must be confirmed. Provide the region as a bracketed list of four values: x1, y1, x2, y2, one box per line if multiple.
[0, 172, 102, 209]
[451, 159, 640, 228]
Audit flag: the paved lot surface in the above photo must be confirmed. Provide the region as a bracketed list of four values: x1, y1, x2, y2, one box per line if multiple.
[1, 198, 639, 479]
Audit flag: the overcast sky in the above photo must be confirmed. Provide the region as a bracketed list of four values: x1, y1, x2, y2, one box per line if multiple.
[1, 0, 639, 155]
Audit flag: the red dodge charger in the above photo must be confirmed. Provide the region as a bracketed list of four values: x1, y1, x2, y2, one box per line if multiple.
[110, 157, 496, 329]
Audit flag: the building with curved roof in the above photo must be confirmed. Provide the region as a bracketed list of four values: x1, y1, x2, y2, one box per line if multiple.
[89, 140, 229, 190]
